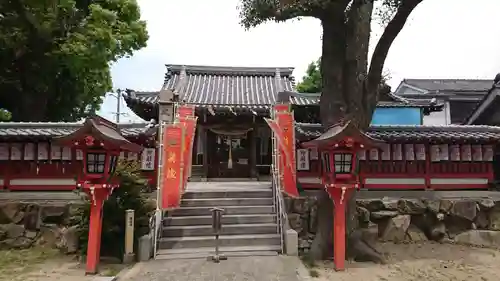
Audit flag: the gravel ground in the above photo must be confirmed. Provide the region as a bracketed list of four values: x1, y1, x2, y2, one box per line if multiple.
[316, 242, 500, 281]
[120, 256, 308, 281]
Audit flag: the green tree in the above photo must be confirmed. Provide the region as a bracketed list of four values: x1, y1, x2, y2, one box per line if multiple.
[0, 0, 148, 122]
[71, 160, 155, 258]
[240, 0, 423, 262]
[296, 58, 393, 100]
[0, 109, 11, 121]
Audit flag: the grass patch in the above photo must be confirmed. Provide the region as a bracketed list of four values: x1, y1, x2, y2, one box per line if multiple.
[0, 246, 61, 278]
[300, 254, 317, 268]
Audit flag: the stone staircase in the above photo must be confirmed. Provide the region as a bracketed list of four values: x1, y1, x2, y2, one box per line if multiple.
[156, 183, 281, 260]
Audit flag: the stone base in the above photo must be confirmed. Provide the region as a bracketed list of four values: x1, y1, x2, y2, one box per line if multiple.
[284, 194, 500, 254]
[123, 253, 135, 264]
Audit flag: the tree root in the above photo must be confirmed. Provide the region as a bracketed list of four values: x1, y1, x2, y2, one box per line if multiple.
[348, 229, 387, 264]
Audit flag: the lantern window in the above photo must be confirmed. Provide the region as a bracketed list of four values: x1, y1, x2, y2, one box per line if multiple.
[87, 153, 106, 174]
[334, 153, 353, 174]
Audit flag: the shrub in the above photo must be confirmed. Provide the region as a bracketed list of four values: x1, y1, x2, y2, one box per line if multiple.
[71, 160, 155, 259]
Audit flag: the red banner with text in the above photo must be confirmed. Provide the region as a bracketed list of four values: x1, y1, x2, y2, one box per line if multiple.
[180, 116, 198, 192]
[265, 118, 299, 198]
[177, 104, 196, 119]
[161, 123, 185, 210]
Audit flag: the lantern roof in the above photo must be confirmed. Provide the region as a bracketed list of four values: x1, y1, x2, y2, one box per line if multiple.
[54, 115, 143, 153]
[301, 120, 381, 150]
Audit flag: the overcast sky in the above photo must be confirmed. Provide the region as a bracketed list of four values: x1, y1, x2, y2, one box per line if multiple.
[98, 0, 500, 122]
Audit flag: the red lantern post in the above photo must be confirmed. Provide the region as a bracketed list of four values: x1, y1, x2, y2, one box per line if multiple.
[55, 116, 142, 274]
[302, 121, 380, 271]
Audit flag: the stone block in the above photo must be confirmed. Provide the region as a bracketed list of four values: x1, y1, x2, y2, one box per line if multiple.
[138, 235, 152, 262]
[454, 230, 500, 247]
[285, 229, 298, 256]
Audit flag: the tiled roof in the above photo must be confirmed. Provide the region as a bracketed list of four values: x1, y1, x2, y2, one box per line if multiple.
[286, 92, 444, 109]
[295, 122, 500, 143]
[0, 122, 152, 139]
[402, 79, 494, 93]
[465, 81, 500, 125]
[125, 64, 296, 110]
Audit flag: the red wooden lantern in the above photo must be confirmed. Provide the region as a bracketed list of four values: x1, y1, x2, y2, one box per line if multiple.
[303, 121, 380, 271]
[55, 116, 142, 274]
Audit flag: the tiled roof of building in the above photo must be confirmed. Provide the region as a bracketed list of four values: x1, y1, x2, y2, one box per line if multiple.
[465, 78, 500, 125]
[125, 64, 296, 110]
[285, 91, 444, 110]
[0, 122, 152, 139]
[402, 79, 493, 93]
[295, 122, 500, 143]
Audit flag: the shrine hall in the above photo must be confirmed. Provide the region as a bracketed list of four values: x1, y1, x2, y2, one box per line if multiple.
[0, 64, 499, 191]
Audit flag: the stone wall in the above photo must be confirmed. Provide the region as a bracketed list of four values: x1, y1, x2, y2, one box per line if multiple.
[285, 193, 500, 254]
[0, 202, 81, 252]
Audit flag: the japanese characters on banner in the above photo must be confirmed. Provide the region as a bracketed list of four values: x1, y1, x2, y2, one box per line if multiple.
[450, 145, 460, 161]
[297, 149, 310, 171]
[62, 147, 72, 160]
[179, 116, 198, 190]
[472, 145, 483, 162]
[141, 148, 156, 170]
[381, 144, 391, 161]
[369, 148, 379, 160]
[10, 144, 22, 160]
[483, 145, 494, 162]
[0, 144, 8, 160]
[50, 144, 62, 160]
[392, 144, 403, 161]
[461, 145, 472, 161]
[274, 110, 299, 198]
[430, 145, 440, 162]
[161, 123, 184, 210]
[37, 143, 49, 160]
[405, 144, 415, 161]
[310, 147, 319, 160]
[358, 150, 367, 161]
[24, 143, 35, 160]
[415, 144, 426, 160]
[265, 116, 298, 198]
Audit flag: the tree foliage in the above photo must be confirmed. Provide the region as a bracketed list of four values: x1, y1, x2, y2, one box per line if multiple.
[296, 57, 392, 100]
[0, 109, 11, 121]
[71, 160, 155, 258]
[0, 0, 148, 122]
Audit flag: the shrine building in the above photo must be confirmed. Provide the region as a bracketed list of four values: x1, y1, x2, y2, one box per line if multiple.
[0, 64, 499, 191]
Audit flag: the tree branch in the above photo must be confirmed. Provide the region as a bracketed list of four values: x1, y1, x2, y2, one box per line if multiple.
[366, 0, 422, 96]
[240, 0, 326, 29]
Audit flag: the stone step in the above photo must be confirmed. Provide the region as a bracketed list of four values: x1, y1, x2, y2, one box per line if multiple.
[163, 214, 276, 226]
[182, 190, 273, 199]
[156, 245, 280, 260]
[180, 198, 273, 207]
[158, 234, 280, 250]
[162, 223, 278, 237]
[171, 205, 275, 217]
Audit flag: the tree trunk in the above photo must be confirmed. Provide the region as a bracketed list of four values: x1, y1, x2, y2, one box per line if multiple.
[310, 1, 384, 263]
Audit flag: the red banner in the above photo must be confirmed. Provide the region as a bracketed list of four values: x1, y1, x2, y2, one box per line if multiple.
[265, 118, 299, 198]
[180, 116, 198, 192]
[161, 123, 185, 210]
[177, 104, 195, 118]
[276, 111, 297, 195]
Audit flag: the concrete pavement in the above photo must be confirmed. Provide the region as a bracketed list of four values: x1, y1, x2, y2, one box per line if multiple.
[119, 256, 310, 281]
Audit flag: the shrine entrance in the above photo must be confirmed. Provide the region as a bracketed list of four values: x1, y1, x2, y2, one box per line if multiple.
[206, 127, 253, 179]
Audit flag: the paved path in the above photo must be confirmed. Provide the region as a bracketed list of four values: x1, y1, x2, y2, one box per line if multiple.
[120, 256, 309, 281]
